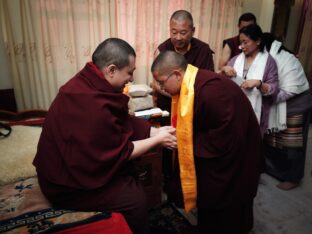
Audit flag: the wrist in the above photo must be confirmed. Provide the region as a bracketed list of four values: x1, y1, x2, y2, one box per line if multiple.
[257, 80, 262, 89]
[150, 127, 158, 137]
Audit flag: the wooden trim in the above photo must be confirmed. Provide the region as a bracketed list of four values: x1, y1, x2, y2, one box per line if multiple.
[0, 109, 47, 121]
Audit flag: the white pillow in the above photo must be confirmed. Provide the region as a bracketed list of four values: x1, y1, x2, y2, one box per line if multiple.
[0, 126, 41, 185]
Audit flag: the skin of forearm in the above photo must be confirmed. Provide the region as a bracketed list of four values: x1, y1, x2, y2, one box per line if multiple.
[150, 127, 158, 137]
[129, 136, 161, 160]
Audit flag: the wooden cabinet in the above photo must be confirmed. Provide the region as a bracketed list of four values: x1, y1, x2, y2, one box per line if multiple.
[133, 116, 165, 208]
[135, 146, 162, 209]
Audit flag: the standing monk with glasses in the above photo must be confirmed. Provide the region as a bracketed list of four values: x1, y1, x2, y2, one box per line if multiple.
[152, 51, 263, 234]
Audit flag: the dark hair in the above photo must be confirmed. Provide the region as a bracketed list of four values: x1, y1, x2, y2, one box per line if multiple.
[151, 51, 188, 74]
[262, 32, 294, 54]
[92, 38, 136, 69]
[262, 32, 275, 52]
[239, 12, 257, 25]
[239, 24, 264, 52]
[170, 10, 194, 28]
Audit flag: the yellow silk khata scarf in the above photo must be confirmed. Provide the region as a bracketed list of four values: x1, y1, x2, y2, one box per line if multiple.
[171, 64, 198, 212]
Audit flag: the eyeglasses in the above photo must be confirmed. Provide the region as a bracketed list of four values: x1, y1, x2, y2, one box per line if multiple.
[156, 72, 175, 87]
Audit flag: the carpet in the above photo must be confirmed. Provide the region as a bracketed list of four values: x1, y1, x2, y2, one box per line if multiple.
[0, 125, 41, 185]
[148, 203, 199, 234]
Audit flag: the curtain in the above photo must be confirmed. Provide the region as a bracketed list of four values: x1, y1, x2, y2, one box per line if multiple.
[0, 0, 242, 110]
[298, 0, 312, 83]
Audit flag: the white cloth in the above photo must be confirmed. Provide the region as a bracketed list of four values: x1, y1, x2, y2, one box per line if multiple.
[233, 51, 269, 123]
[268, 40, 310, 131]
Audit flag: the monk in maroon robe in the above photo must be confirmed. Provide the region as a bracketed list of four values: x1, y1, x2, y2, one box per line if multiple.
[33, 38, 177, 234]
[155, 10, 214, 113]
[152, 51, 263, 234]
[222, 35, 241, 60]
[219, 12, 257, 69]
[154, 10, 215, 184]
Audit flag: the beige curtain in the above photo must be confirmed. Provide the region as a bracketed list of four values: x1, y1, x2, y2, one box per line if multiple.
[0, 0, 241, 110]
[117, 0, 242, 83]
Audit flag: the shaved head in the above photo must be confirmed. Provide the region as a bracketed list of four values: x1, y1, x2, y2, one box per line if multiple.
[170, 10, 194, 28]
[92, 38, 135, 70]
[151, 51, 188, 75]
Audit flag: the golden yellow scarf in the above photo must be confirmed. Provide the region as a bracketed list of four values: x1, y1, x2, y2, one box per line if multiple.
[171, 64, 198, 212]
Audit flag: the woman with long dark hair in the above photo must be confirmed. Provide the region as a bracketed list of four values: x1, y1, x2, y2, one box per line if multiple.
[221, 24, 279, 136]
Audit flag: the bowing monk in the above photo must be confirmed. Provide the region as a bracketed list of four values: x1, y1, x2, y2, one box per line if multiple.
[153, 9, 215, 187]
[33, 38, 177, 234]
[151, 51, 263, 234]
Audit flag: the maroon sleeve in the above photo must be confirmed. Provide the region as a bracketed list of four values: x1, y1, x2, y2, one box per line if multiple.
[34, 92, 140, 189]
[205, 49, 215, 71]
[193, 43, 215, 71]
[128, 116, 151, 140]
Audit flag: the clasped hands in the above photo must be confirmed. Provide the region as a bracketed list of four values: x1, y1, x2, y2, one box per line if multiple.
[151, 126, 177, 150]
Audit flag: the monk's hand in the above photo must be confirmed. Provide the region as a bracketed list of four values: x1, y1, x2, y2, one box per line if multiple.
[151, 126, 176, 137]
[150, 127, 159, 137]
[222, 66, 236, 77]
[240, 79, 261, 89]
[157, 128, 177, 150]
[158, 126, 176, 136]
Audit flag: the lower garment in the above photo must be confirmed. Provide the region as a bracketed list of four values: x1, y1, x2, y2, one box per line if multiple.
[159, 115, 174, 191]
[197, 199, 254, 234]
[37, 174, 149, 234]
[264, 111, 311, 183]
[162, 148, 173, 183]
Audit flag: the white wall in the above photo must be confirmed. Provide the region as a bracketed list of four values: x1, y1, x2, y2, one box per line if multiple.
[242, 0, 274, 32]
[0, 27, 12, 90]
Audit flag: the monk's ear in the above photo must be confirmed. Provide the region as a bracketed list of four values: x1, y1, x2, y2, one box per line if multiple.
[105, 64, 117, 77]
[174, 70, 183, 81]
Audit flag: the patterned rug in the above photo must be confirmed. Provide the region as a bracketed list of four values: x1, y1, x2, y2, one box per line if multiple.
[0, 177, 197, 233]
[149, 203, 198, 234]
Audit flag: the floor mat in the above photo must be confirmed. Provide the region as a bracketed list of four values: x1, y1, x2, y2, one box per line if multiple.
[148, 203, 198, 234]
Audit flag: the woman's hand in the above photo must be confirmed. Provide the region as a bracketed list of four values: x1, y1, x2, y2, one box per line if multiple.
[221, 66, 237, 77]
[240, 79, 261, 89]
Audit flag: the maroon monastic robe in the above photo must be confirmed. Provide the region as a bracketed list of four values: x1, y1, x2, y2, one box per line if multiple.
[158, 37, 215, 71]
[33, 62, 152, 233]
[167, 70, 264, 233]
[223, 35, 241, 60]
[34, 62, 151, 190]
